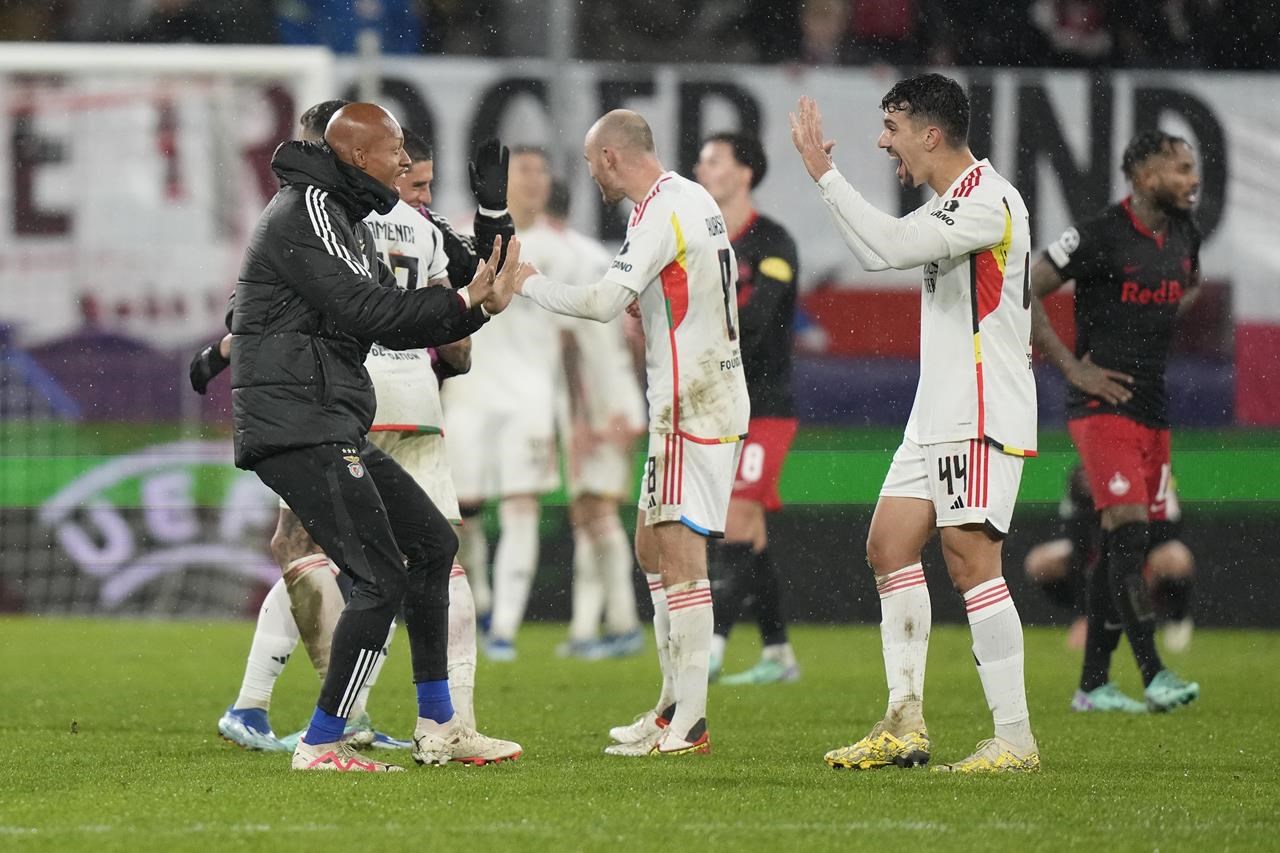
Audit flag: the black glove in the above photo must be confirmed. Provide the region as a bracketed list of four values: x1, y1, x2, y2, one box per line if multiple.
[468, 139, 509, 211]
[189, 342, 230, 395]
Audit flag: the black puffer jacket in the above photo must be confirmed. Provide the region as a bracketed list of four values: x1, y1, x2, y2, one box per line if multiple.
[229, 141, 488, 469]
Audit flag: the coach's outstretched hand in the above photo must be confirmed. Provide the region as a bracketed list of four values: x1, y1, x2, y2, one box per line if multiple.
[469, 138, 510, 212]
[464, 236, 524, 316]
[790, 96, 836, 182]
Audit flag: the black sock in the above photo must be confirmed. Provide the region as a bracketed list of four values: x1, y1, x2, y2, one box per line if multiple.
[710, 542, 754, 639]
[751, 548, 790, 647]
[1154, 576, 1194, 622]
[1079, 537, 1123, 692]
[1108, 522, 1163, 686]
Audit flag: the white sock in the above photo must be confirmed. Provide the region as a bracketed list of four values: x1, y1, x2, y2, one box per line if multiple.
[568, 526, 605, 642]
[447, 563, 478, 729]
[489, 500, 540, 643]
[647, 573, 675, 714]
[762, 642, 797, 668]
[965, 577, 1034, 749]
[597, 514, 640, 636]
[282, 554, 343, 680]
[876, 562, 931, 732]
[348, 620, 396, 722]
[234, 577, 299, 711]
[709, 632, 727, 668]
[664, 580, 714, 741]
[458, 516, 491, 618]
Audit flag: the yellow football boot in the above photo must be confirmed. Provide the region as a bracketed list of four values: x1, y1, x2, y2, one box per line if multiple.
[824, 721, 931, 770]
[932, 737, 1040, 774]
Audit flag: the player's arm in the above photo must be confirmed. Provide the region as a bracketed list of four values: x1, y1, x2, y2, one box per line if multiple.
[274, 212, 501, 349]
[1034, 225, 1134, 405]
[737, 231, 799, 334]
[519, 207, 676, 322]
[433, 274, 473, 375]
[1177, 240, 1203, 317]
[518, 273, 634, 322]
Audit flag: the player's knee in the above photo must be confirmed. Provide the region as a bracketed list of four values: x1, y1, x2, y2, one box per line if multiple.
[1149, 540, 1194, 579]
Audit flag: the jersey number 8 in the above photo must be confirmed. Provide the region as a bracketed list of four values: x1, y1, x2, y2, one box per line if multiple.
[718, 248, 738, 342]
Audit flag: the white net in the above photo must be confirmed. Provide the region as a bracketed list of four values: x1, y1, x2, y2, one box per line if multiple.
[0, 46, 334, 617]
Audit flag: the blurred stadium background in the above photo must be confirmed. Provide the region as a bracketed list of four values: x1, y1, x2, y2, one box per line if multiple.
[1, 0, 1277, 630]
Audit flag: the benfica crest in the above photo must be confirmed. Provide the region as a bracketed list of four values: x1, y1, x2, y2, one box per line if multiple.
[344, 454, 365, 479]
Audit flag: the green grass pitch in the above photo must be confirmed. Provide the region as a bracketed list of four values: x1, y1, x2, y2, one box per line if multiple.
[3, 618, 1277, 851]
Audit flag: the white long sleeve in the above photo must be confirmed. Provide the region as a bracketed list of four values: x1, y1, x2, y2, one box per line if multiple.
[816, 168, 950, 270]
[520, 274, 634, 323]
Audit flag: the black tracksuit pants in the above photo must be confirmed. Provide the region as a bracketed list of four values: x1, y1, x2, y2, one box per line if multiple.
[255, 440, 456, 719]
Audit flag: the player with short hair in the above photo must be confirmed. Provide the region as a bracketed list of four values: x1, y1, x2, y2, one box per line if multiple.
[1030, 129, 1201, 713]
[442, 145, 569, 661]
[793, 74, 1040, 773]
[695, 131, 801, 685]
[539, 177, 648, 661]
[513, 109, 750, 756]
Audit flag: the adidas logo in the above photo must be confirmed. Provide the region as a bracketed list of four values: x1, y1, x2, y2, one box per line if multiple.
[272, 654, 291, 665]
[950, 496, 965, 510]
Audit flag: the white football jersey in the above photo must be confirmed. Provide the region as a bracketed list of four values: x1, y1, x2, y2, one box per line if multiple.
[363, 200, 450, 432]
[905, 160, 1037, 456]
[603, 172, 749, 442]
[441, 220, 565, 416]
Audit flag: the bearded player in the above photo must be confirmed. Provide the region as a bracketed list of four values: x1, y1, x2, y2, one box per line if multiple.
[1030, 129, 1201, 713]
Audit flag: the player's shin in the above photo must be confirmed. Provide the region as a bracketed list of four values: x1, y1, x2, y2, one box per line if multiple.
[876, 563, 930, 732]
[489, 499, 540, 644]
[596, 514, 641, 637]
[1080, 535, 1124, 692]
[308, 599, 397, 746]
[1107, 522, 1163, 685]
[458, 511, 491, 620]
[664, 580, 714, 742]
[647, 573, 676, 714]
[569, 526, 606, 642]
[447, 563, 478, 728]
[965, 578, 1035, 750]
[234, 576, 300, 711]
[283, 554, 344, 680]
[347, 620, 396, 724]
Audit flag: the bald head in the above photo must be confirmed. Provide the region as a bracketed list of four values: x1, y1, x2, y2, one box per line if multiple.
[323, 102, 410, 190]
[583, 109, 664, 206]
[586, 109, 655, 155]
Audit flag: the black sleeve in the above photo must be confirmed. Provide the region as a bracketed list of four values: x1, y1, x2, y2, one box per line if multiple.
[1044, 213, 1110, 283]
[223, 292, 235, 333]
[737, 226, 799, 347]
[426, 208, 515, 290]
[273, 206, 488, 350]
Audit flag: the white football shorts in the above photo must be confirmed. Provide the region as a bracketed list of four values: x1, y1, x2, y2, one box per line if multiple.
[444, 404, 559, 501]
[880, 436, 1024, 535]
[368, 430, 461, 524]
[637, 432, 741, 537]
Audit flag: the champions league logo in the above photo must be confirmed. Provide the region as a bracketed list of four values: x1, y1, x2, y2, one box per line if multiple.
[37, 441, 279, 609]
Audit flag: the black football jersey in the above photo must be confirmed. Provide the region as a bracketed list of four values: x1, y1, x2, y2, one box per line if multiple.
[1044, 198, 1200, 427]
[731, 212, 799, 418]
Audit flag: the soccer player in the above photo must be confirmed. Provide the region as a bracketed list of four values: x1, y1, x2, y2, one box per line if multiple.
[530, 176, 649, 660]
[513, 109, 750, 756]
[694, 131, 801, 685]
[1024, 465, 1196, 661]
[1030, 129, 1202, 713]
[792, 75, 1040, 773]
[442, 147, 567, 661]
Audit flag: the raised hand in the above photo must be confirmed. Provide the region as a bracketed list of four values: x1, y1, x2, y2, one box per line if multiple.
[468, 138, 510, 211]
[1067, 353, 1134, 405]
[790, 96, 836, 182]
[482, 237, 525, 316]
